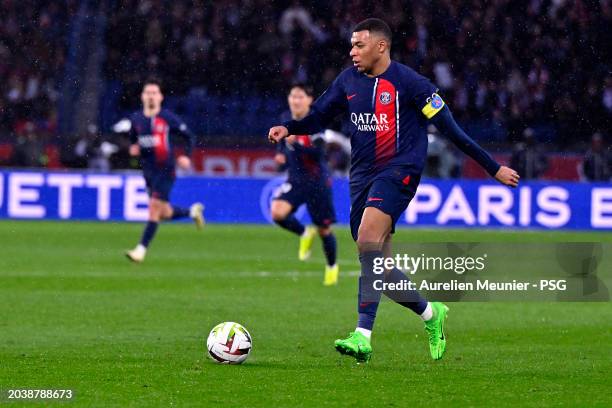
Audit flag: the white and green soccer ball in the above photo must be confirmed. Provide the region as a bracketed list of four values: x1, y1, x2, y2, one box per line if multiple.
[206, 322, 252, 364]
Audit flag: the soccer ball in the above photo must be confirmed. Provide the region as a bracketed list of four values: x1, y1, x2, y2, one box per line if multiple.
[206, 322, 252, 364]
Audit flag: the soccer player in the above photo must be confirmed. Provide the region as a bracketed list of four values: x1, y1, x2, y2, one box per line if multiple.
[268, 19, 519, 362]
[125, 79, 205, 263]
[271, 84, 339, 286]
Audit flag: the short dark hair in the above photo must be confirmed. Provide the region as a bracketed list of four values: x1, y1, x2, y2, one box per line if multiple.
[289, 83, 314, 97]
[352, 18, 392, 46]
[143, 77, 163, 92]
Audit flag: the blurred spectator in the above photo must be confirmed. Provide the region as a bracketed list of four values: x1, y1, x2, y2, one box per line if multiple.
[321, 129, 351, 176]
[63, 125, 119, 171]
[510, 128, 548, 180]
[582, 133, 611, 182]
[425, 125, 461, 179]
[10, 122, 46, 167]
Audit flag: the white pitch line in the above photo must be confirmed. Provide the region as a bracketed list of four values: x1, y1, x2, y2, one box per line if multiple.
[0, 270, 363, 279]
[228, 270, 361, 278]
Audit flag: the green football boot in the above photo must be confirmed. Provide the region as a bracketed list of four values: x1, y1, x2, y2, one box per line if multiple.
[424, 302, 449, 360]
[334, 331, 372, 363]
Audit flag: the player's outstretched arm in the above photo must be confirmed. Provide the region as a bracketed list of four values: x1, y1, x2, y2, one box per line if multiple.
[430, 105, 519, 187]
[268, 114, 326, 144]
[269, 74, 348, 144]
[493, 165, 520, 186]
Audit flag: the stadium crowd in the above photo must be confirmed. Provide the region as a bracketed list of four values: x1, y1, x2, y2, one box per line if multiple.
[0, 1, 74, 142]
[105, 0, 611, 147]
[0, 0, 610, 178]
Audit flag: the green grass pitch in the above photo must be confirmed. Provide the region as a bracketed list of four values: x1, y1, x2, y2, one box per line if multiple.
[0, 221, 610, 407]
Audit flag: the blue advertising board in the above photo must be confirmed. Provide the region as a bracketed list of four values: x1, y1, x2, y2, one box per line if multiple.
[0, 170, 610, 230]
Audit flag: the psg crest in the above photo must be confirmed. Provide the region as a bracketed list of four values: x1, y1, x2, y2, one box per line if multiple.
[379, 91, 392, 105]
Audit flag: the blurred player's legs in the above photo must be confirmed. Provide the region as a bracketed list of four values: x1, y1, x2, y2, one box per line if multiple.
[270, 198, 314, 260]
[304, 185, 338, 284]
[125, 173, 204, 263]
[271, 187, 339, 285]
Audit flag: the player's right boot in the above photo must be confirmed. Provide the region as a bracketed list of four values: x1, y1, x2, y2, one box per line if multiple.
[298, 226, 316, 261]
[334, 331, 372, 363]
[424, 302, 449, 360]
[190, 202, 205, 229]
[125, 244, 146, 263]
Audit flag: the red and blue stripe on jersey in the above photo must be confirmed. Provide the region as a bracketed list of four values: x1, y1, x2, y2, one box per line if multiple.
[129, 109, 194, 173]
[372, 77, 398, 167]
[152, 116, 170, 166]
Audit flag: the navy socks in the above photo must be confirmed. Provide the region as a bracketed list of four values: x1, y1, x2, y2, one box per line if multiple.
[321, 233, 337, 266]
[139, 221, 159, 248]
[357, 251, 429, 331]
[171, 206, 190, 219]
[383, 267, 428, 315]
[357, 250, 383, 330]
[275, 215, 306, 236]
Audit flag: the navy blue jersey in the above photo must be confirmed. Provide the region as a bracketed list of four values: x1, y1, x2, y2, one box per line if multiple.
[284, 61, 446, 189]
[128, 109, 195, 172]
[277, 112, 329, 185]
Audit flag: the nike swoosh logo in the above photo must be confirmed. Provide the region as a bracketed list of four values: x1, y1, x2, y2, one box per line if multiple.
[368, 197, 383, 202]
[347, 94, 357, 100]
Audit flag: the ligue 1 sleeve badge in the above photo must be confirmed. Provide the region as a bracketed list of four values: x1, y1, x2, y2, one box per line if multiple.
[431, 93, 444, 109]
[422, 93, 446, 118]
[379, 91, 392, 105]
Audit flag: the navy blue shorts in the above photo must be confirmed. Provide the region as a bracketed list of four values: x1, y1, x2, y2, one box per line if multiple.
[349, 172, 421, 241]
[144, 171, 175, 202]
[273, 179, 336, 227]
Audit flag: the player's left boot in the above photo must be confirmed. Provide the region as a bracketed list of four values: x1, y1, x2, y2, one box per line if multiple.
[298, 226, 316, 261]
[334, 331, 372, 363]
[424, 302, 449, 360]
[323, 264, 339, 286]
[190, 202, 205, 229]
[125, 245, 146, 263]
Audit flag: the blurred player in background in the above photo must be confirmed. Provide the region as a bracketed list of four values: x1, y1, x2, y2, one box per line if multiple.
[125, 79, 205, 263]
[271, 84, 339, 286]
[269, 19, 519, 362]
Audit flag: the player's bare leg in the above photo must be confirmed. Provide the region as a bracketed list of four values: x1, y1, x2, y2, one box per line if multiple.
[270, 199, 293, 222]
